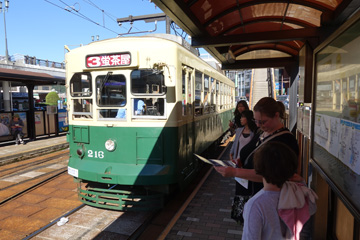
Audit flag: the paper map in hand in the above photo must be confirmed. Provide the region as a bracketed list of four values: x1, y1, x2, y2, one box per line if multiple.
[194, 154, 236, 167]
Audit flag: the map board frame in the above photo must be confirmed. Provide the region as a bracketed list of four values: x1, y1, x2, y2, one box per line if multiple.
[312, 12, 360, 221]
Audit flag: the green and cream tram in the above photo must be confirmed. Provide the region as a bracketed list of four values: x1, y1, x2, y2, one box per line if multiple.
[66, 34, 235, 210]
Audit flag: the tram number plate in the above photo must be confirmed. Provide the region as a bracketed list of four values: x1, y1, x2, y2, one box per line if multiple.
[68, 166, 78, 177]
[87, 150, 105, 159]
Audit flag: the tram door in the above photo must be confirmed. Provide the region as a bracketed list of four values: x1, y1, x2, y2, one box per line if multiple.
[182, 66, 195, 167]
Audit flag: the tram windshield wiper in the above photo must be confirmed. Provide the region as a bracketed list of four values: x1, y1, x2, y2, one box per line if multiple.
[101, 71, 113, 89]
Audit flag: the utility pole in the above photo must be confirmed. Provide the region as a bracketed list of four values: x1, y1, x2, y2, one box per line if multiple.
[0, 0, 9, 62]
[1, 0, 11, 111]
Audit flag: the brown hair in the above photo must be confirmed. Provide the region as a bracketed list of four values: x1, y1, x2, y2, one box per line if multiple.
[253, 97, 284, 119]
[253, 141, 297, 188]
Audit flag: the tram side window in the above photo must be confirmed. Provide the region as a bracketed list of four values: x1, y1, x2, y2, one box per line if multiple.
[210, 78, 216, 112]
[182, 70, 187, 116]
[73, 99, 93, 119]
[220, 83, 224, 109]
[216, 81, 220, 111]
[349, 76, 356, 100]
[195, 70, 202, 115]
[131, 69, 165, 94]
[70, 73, 92, 97]
[132, 98, 165, 117]
[225, 85, 229, 108]
[98, 109, 126, 119]
[203, 75, 210, 114]
[70, 73, 93, 119]
[130, 69, 165, 119]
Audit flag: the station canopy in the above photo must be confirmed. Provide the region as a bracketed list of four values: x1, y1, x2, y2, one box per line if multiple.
[0, 67, 64, 86]
[153, 0, 360, 70]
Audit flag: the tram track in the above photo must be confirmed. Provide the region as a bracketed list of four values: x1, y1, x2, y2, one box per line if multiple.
[0, 150, 81, 240]
[0, 150, 69, 177]
[0, 169, 67, 205]
[0, 165, 68, 191]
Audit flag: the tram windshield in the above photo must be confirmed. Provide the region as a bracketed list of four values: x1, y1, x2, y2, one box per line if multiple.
[96, 73, 126, 106]
[131, 69, 165, 94]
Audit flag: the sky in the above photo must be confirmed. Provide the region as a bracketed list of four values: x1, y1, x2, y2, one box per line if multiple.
[0, 0, 188, 63]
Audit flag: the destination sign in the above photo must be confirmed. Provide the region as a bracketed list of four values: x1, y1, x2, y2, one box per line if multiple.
[86, 53, 131, 68]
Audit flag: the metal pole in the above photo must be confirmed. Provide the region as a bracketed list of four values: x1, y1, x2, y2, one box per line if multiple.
[1, 1, 10, 111]
[1, 0, 9, 62]
[3, 8, 8, 62]
[166, 15, 171, 34]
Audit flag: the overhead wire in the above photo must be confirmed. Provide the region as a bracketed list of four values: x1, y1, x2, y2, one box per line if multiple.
[82, 0, 118, 23]
[81, 0, 130, 32]
[44, 0, 120, 35]
[81, 0, 156, 34]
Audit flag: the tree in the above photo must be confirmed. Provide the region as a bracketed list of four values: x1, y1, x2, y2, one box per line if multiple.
[45, 91, 60, 106]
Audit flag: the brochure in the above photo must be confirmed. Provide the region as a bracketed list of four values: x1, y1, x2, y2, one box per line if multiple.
[193, 154, 249, 189]
[194, 153, 236, 167]
[235, 177, 249, 189]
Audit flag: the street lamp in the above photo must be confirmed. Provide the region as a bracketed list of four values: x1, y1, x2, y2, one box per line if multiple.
[0, 0, 9, 63]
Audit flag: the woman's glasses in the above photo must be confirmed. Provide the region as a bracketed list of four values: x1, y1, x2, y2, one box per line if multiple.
[254, 119, 268, 125]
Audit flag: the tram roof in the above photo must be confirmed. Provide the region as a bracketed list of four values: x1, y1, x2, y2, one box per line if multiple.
[152, 0, 360, 70]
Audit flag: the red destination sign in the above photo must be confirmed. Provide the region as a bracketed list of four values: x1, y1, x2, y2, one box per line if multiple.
[86, 53, 131, 68]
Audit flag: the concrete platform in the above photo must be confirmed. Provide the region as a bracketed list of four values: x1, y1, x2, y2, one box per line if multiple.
[0, 135, 69, 165]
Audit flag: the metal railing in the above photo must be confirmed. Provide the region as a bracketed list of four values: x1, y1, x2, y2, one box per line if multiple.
[23, 56, 65, 69]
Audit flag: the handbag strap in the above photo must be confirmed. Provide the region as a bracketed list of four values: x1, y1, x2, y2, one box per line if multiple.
[243, 129, 291, 166]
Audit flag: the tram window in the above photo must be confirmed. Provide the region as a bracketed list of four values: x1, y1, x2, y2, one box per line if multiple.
[182, 70, 186, 115]
[187, 72, 192, 115]
[96, 74, 126, 107]
[204, 75, 209, 91]
[132, 98, 165, 117]
[98, 109, 126, 120]
[349, 76, 356, 100]
[219, 83, 224, 109]
[210, 78, 216, 112]
[131, 69, 165, 94]
[70, 72, 92, 97]
[204, 75, 210, 113]
[195, 70, 202, 108]
[73, 99, 93, 119]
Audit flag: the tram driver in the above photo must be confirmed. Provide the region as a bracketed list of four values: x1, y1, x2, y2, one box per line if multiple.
[134, 98, 146, 115]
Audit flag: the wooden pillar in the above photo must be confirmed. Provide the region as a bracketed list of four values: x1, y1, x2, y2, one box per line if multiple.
[26, 84, 36, 140]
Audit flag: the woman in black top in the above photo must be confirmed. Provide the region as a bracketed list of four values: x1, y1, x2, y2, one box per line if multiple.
[215, 97, 299, 196]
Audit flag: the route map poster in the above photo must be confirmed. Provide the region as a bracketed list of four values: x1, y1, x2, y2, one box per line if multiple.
[314, 114, 360, 175]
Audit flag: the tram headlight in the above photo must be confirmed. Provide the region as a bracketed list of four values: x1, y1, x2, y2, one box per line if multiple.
[105, 139, 116, 152]
[76, 148, 84, 158]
